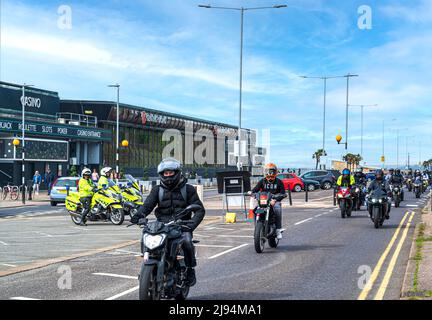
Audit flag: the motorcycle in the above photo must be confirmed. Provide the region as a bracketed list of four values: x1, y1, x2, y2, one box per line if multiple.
[336, 186, 353, 218]
[413, 179, 422, 199]
[249, 192, 287, 253]
[133, 204, 202, 300]
[422, 179, 429, 193]
[405, 178, 413, 192]
[391, 184, 402, 208]
[367, 189, 391, 229]
[351, 185, 363, 211]
[65, 187, 125, 225]
[121, 175, 144, 218]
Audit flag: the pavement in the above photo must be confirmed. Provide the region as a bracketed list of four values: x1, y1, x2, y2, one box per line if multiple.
[401, 190, 432, 299]
[0, 187, 429, 300]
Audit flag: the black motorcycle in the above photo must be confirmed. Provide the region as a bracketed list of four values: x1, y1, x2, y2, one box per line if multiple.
[351, 185, 363, 211]
[249, 192, 287, 253]
[133, 204, 201, 300]
[367, 189, 390, 229]
[391, 184, 402, 208]
[405, 178, 413, 192]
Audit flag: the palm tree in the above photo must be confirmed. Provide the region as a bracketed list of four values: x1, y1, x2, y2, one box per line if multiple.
[342, 153, 363, 171]
[313, 149, 327, 170]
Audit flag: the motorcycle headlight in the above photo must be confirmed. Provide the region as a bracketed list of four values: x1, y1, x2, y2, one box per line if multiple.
[372, 198, 377, 203]
[143, 234, 167, 250]
[379, 199, 383, 203]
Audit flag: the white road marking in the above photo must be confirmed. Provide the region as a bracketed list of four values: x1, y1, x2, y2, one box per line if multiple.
[10, 297, 41, 300]
[93, 273, 137, 280]
[34, 232, 53, 238]
[205, 227, 234, 231]
[406, 205, 418, 207]
[0, 240, 8, 245]
[208, 243, 249, 260]
[294, 218, 313, 226]
[315, 214, 323, 218]
[1, 263, 17, 267]
[195, 244, 233, 248]
[115, 249, 142, 256]
[105, 286, 139, 300]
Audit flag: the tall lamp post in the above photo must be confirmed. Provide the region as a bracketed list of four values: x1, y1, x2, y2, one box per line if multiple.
[348, 104, 378, 161]
[20, 84, 34, 204]
[343, 73, 359, 152]
[108, 84, 120, 177]
[299, 75, 346, 153]
[198, 4, 287, 171]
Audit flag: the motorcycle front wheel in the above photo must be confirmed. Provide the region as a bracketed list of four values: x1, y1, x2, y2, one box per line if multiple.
[254, 221, 266, 253]
[340, 200, 346, 219]
[109, 208, 125, 225]
[70, 212, 82, 225]
[373, 207, 381, 229]
[139, 264, 159, 300]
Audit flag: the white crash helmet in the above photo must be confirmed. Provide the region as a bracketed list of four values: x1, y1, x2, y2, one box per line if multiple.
[81, 168, 91, 177]
[100, 167, 113, 177]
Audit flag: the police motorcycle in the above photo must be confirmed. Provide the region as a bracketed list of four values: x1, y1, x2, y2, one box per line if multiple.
[65, 184, 125, 225]
[120, 175, 145, 219]
[130, 204, 202, 300]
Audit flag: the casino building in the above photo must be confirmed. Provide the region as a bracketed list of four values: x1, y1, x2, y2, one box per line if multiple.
[0, 81, 265, 186]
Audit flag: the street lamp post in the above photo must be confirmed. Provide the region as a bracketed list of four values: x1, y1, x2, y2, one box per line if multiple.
[300, 75, 347, 153]
[108, 84, 120, 178]
[344, 73, 359, 152]
[199, 4, 287, 171]
[348, 104, 378, 161]
[21, 84, 34, 204]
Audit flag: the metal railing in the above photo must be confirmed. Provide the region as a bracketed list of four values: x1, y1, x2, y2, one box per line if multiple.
[56, 113, 98, 127]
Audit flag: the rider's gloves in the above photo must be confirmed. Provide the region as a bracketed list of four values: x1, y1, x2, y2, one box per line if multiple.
[130, 214, 141, 224]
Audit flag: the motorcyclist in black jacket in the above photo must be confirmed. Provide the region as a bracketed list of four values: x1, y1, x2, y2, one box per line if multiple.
[353, 167, 367, 204]
[367, 169, 392, 219]
[389, 169, 405, 201]
[131, 158, 205, 286]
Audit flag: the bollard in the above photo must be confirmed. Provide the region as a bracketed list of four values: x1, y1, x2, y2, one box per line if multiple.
[28, 184, 33, 201]
[305, 184, 309, 202]
[333, 188, 337, 206]
[288, 187, 293, 206]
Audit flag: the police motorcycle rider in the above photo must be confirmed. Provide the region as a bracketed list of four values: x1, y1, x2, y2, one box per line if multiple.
[251, 163, 286, 240]
[130, 158, 205, 287]
[422, 171, 430, 187]
[389, 169, 405, 201]
[78, 168, 97, 226]
[98, 167, 113, 190]
[367, 169, 392, 219]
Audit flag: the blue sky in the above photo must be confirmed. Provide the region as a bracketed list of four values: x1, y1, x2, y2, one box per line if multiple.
[1, 0, 432, 168]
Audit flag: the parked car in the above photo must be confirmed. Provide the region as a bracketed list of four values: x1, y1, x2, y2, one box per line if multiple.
[50, 177, 79, 206]
[277, 173, 320, 192]
[300, 170, 336, 190]
[277, 173, 304, 192]
[301, 178, 321, 192]
[327, 169, 341, 180]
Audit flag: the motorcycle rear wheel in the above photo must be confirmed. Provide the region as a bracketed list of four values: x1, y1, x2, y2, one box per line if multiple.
[70, 212, 82, 225]
[254, 221, 266, 253]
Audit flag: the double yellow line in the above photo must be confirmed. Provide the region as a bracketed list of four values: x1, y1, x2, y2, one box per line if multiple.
[358, 211, 415, 300]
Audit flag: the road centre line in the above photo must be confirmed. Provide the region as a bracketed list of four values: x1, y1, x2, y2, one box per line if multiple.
[93, 273, 137, 280]
[295, 218, 313, 226]
[105, 286, 139, 300]
[374, 211, 415, 300]
[357, 211, 411, 300]
[10, 297, 41, 300]
[208, 244, 249, 260]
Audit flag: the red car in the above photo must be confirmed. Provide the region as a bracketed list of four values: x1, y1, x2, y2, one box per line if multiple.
[277, 173, 304, 192]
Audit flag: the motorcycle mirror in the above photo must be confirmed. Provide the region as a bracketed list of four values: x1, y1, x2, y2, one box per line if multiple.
[185, 204, 202, 212]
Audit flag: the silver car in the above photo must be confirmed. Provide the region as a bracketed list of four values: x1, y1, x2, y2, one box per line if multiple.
[50, 177, 79, 206]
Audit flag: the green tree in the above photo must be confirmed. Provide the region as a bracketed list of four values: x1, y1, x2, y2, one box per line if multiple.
[69, 165, 78, 177]
[313, 149, 327, 170]
[342, 153, 363, 171]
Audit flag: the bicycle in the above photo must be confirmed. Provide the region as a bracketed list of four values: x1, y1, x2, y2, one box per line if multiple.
[2, 184, 19, 201]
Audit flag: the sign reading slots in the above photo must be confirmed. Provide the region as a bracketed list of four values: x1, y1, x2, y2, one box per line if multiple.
[0, 118, 111, 141]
